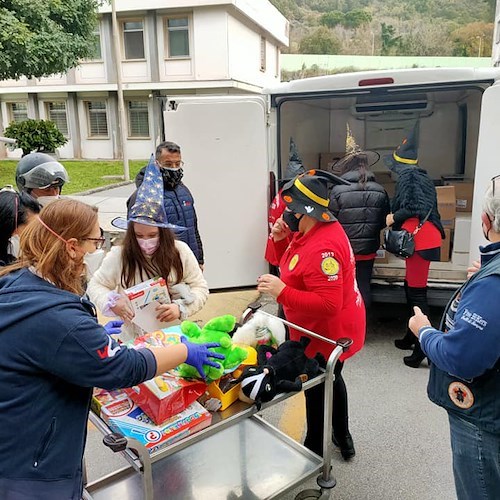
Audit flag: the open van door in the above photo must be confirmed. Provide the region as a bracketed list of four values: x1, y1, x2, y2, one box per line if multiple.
[469, 82, 500, 259]
[164, 96, 270, 289]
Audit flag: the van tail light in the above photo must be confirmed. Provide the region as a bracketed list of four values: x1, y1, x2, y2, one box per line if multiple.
[358, 77, 394, 87]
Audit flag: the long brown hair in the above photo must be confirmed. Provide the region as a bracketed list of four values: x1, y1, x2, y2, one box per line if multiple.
[338, 153, 369, 187]
[121, 224, 183, 289]
[0, 199, 98, 295]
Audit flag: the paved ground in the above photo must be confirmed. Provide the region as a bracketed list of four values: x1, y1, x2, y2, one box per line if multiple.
[78, 183, 455, 499]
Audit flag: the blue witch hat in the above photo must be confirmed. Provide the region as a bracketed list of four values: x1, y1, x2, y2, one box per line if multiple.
[384, 124, 419, 171]
[111, 155, 186, 232]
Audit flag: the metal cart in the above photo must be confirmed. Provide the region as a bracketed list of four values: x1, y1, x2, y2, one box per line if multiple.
[82, 310, 352, 500]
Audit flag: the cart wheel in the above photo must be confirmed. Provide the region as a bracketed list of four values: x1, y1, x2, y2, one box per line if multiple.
[294, 488, 323, 500]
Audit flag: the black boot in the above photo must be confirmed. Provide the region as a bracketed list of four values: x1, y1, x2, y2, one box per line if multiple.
[333, 433, 355, 460]
[394, 330, 415, 350]
[403, 340, 426, 368]
[394, 281, 415, 350]
[402, 286, 429, 368]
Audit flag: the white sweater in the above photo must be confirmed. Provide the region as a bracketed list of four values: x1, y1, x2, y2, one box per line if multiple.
[87, 241, 209, 341]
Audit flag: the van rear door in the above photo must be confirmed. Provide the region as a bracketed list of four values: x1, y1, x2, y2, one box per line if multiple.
[469, 82, 500, 259]
[164, 95, 270, 289]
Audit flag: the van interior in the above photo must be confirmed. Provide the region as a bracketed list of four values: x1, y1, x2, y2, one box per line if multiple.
[275, 82, 490, 304]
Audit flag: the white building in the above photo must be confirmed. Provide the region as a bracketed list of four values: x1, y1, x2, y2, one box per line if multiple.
[0, 0, 288, 159]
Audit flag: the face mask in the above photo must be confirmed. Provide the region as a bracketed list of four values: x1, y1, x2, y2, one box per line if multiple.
[84, 248, 105, 278]
[8, 234, 20, 258]
[282, 210, 303, 232]
[137, 237, 160, 255]
[37, 195, 60, 207]
[161, 168, 184, 188]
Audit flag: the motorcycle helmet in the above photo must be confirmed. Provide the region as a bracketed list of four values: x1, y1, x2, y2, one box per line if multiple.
[15, 152, 69, 192]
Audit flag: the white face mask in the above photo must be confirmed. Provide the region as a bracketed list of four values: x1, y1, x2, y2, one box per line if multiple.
[84, 248, 105, 279]
[8, 234, 20, 258]
[37, 195, 60, 207]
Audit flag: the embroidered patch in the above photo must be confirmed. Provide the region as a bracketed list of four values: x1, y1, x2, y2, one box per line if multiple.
[289, 254, 299, 271]
[448, 382, 474, 409]
[321, 256, 339, 276]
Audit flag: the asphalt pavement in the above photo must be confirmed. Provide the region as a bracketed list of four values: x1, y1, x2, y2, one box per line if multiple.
[76, 183, 455, 500]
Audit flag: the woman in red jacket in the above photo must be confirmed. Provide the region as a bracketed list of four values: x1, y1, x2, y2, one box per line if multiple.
[258, 170, 366, 460]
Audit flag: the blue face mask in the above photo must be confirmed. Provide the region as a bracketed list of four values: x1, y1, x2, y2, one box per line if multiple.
[283, 210, 303, 232]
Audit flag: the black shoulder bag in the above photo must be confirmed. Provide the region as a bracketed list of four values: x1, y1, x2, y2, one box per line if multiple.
[384, 208, 432, 259]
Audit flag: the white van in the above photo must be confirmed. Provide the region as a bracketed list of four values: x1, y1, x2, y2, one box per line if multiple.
[164, 67, 500, 305]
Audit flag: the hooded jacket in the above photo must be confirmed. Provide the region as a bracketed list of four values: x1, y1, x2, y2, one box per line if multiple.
[127, 167, 204, 264]
[329, 170, 390, 256]
[0, 269, 157, 499]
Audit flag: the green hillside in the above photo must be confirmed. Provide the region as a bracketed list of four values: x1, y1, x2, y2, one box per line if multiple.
[271, 0, 495, 57]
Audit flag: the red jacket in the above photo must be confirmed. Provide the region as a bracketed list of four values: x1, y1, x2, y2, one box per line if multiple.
[270, 221, 366, 361]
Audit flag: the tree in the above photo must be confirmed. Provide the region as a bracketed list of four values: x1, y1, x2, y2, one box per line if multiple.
[4, 119, 68, 156]
[0, 0, 99, 80]
[299, 27, 342, 54]
[380, 23, 401, 56]
[320, 11, 345, 28]
[343, 9, 372, 29]
[451, 22, 494, 57]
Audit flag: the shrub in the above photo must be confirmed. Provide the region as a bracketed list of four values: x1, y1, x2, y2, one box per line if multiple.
[4, 119, 68, 156]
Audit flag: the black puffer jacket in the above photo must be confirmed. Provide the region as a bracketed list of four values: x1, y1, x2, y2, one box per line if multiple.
[329, 170, 390, 255]
[391, 166, 445, 238]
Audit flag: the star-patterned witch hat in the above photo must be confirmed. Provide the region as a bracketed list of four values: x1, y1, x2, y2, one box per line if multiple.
[111, 155, 186, 231]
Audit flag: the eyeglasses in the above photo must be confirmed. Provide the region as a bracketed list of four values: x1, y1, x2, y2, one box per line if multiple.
[491, 174, 500, 197]
[81, 237, 106, 250]
[156, 160, 184, 169]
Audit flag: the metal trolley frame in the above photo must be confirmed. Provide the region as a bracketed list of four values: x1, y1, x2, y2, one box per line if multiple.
[82, 309, 352, 500]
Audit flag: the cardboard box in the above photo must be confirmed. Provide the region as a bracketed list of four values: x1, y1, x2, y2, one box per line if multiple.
[454, 215, 472, 253]
[103, 397, 212, 455]
[300, 153, 319, 171]
[440, 228, 451, 262]
[319, 152, 346, 173]
[451, 182, 473, 212]
[436, 185, 456, 229]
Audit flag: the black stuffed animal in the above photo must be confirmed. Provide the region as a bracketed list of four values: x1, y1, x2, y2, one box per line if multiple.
[237, 336, 324, 409]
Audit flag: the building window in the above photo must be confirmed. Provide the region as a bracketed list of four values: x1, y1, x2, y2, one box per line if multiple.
[86, 101, 108, 137]
[260, 36, 266, 72]
[127, 101, 149, 138]
[8, 102, 28, 123]
[122, 21, 145, 60]
[91, 26, 102, 60]
[166, 17, 190, 58]
[46, 102, 69, 136]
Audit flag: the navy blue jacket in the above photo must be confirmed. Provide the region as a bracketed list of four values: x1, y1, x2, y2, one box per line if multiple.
[127, 167, 204, 264]
[0, 269, 157, 499]
[420, 242, 500, 432]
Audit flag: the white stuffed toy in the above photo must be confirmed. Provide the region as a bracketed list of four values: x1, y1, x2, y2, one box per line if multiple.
[232, 311, 286, 348]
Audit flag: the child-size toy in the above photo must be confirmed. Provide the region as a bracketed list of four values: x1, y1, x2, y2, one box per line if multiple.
[178, 315, 248, 382]
[237, 336, 324, 409]
[231, 311, 286, 348]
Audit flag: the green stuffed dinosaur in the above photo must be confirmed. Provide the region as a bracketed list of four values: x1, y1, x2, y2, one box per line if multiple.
[178, 315, 248, 381]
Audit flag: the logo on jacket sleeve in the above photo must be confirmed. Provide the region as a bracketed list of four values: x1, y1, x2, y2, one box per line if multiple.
[321, 256, 339, 277]
[448, 382, 474, 409]
[97, 337, 121, 359]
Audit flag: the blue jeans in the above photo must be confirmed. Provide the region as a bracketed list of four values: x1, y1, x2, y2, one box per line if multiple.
[448, 412, 500, 500]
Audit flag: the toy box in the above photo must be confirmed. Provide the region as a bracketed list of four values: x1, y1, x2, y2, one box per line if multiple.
[93, 389, 212, 454]
[125, 330, 206, 424]
[124, 276, 170, 311]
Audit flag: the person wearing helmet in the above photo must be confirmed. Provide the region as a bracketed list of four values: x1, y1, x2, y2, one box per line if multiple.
[15, 152, 69, 206]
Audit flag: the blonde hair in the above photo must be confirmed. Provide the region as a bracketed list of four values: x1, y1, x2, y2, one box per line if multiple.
[0, 199, 98, 295]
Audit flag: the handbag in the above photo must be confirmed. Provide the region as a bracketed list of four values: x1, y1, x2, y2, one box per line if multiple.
[384, 208, 432, 259]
